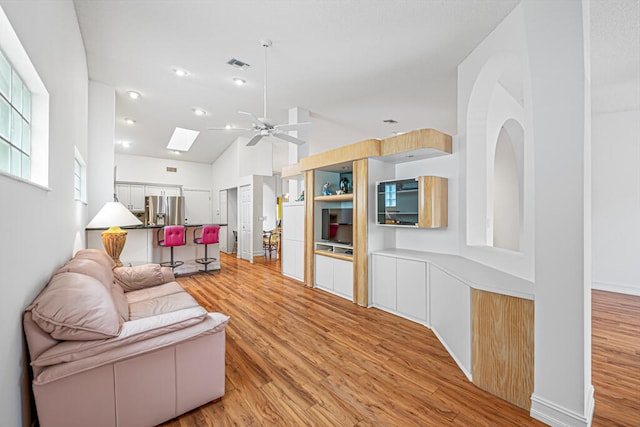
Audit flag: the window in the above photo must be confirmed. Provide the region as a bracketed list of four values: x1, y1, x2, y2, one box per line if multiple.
[384, 183, 397, 208]
[74, 147, 87, 202]
[0, 48, 31, 179]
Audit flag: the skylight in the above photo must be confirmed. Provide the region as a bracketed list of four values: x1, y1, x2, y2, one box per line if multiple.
[167, 127, 199, 152]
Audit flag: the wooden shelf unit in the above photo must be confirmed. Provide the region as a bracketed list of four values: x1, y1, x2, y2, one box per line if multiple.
[314, 193, 354, 202]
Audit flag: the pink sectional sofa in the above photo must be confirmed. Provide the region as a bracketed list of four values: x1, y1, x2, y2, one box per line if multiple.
[23, 249, 229, 427]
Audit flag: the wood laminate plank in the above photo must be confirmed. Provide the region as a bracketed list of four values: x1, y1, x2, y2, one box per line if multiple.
[161, 254, 548, 426]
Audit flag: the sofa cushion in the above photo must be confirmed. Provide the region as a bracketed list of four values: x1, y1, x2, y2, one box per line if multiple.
[74, 248, 115, 270]
[111, 283, 129, 321]
[128, 292, 201, 320]
[29, 272, 122, 340]
[113, 264, 174, 292]
[125, 281, 185, 304]
[56, 258, 113, 291]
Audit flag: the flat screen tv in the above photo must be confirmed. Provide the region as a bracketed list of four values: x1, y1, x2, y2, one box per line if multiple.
[321, 208, 353, 245]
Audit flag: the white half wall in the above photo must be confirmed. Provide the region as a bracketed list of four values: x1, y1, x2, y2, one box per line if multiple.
[0, 2, 88, 426]
[115, 153, 212, 189]
[592, 109, 640, 295]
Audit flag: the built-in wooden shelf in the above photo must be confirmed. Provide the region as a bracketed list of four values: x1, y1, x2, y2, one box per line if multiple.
[314, 193, 354, 202]
[314, 250, 353, 262]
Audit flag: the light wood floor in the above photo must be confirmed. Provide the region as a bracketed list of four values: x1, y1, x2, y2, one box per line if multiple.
[161, 253, 639, 426]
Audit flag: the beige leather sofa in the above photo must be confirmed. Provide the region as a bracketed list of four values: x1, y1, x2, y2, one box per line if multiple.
[23, 249, 229, 427]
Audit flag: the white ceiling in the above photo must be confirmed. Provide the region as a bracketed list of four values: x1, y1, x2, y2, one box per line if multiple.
[73, 0, 639, 165]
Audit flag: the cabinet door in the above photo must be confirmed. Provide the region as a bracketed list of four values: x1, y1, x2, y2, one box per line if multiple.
[333, 259, 353, 299]
[130, 185, 145, 211]
[396, 258, 426, 321]
[145, 186, 163, 196]
[282, 239, 297, 278]
[116, 184, 132, 208]
[372, 254, 396, 310]
[315, 255, 333, 290]
[163, 186, 181, 196]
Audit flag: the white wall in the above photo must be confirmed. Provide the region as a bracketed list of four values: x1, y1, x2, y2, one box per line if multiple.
[0, 2, 88, 426]
[87, 81, 115, 219]
[115, 153, 212, 189]
[592, 110, 640, 295]
[394, 149, 460, 254]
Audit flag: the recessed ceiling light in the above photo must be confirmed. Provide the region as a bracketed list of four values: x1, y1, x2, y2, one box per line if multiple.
[173, 68, 188, 77]
[192, 108, 206, 116]
[225, 124, 232, 130]
[124, 118, 136, 125]
[118, 140, 131, 148]
[232, 77, 246, 86]
[167, 127, 200, 152]
[127, 91, 141, 100]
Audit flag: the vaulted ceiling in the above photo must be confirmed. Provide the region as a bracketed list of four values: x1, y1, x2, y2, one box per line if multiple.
[73, 0, 639, 164]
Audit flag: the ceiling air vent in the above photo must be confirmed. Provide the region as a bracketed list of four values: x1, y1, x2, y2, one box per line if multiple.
[227, 58, 250, 70]
[166, 167, 177, 173]
[383, 119, 398, 124]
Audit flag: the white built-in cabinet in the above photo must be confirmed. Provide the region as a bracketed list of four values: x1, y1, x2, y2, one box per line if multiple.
[281, 202, 305, 281]
[145, 185, 181, 196]
[314, 254, 353, 299]
[372, 253, 428, 324]
[115, 184, 145, 211]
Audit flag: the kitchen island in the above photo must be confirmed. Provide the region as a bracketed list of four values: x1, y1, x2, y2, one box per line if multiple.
[86, 224, 225, 274]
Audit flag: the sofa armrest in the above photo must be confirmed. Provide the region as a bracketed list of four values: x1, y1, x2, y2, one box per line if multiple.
[113, 264, 175, 292]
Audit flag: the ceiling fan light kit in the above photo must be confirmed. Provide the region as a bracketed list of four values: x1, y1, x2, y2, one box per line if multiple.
[211, 39, 311, 146]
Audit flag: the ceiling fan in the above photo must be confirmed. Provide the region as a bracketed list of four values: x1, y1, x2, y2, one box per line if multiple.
[210, 40, 311, 146]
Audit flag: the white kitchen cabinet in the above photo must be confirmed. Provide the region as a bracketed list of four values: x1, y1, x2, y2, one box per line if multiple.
[372, 253, 428, 324]
[372, 254, 397, 310]
[397, 258, 426, 321]
[116, 184, 145, 211]
[430, 265, 471, 376]
[314, 254, 353, 300]
[145, 185, 181, 196]
[281, 202, 305, 281]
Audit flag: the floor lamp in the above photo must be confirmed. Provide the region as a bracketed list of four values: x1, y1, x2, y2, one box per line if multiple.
[86, 201, 142, 267]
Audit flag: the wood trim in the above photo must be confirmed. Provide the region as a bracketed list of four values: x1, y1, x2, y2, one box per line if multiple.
[471, 289, 534, 411]
[314, 251, 353, 262]
[304, 170, 315, 287]
[281, 163, 301, 179]
[418, 176, 448, 228]
[353, 159, 368, 306]
[380, 128, 452, 156]
[314, 194, 354, 202]
[299, 139, 381, 171]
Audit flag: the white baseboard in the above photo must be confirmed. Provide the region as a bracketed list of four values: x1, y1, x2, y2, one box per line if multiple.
[531, 385, 594, 427]
[592, 280, 640, 296]
[431, 328, 473, 382]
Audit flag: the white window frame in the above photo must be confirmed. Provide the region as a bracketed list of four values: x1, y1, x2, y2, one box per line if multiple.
[74, 146, 87, 203]
[0, 6, 50, 189]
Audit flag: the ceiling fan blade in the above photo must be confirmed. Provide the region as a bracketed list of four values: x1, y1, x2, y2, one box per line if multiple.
[207, 127, 252, 131]
[273, 122, 312, 131]
[238, 111, 266, 128]
[272, 130, 306, 145]
[246, 133, 264, 146]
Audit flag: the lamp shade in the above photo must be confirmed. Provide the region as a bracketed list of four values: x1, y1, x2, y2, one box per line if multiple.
[86, 201, 142, 229]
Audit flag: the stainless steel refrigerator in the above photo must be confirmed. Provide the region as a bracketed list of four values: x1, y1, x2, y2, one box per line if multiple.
[145, 196, 185, 226]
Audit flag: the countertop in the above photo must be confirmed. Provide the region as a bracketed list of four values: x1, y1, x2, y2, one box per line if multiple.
[86, 224, 227, 231]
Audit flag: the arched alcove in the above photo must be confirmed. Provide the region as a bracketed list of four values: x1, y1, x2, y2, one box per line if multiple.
[493, 124, 521, 251]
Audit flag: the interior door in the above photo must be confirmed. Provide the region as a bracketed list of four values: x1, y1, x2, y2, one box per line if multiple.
[240, 184, 252, 262]
[219, 190, 228, 224]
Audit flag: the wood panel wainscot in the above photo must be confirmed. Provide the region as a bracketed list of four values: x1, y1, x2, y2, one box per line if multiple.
[472, 289, 534, 411]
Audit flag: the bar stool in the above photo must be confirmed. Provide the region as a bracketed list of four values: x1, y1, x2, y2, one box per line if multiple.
[193, 225, 219, 273]
[157, 225, 185, 270]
